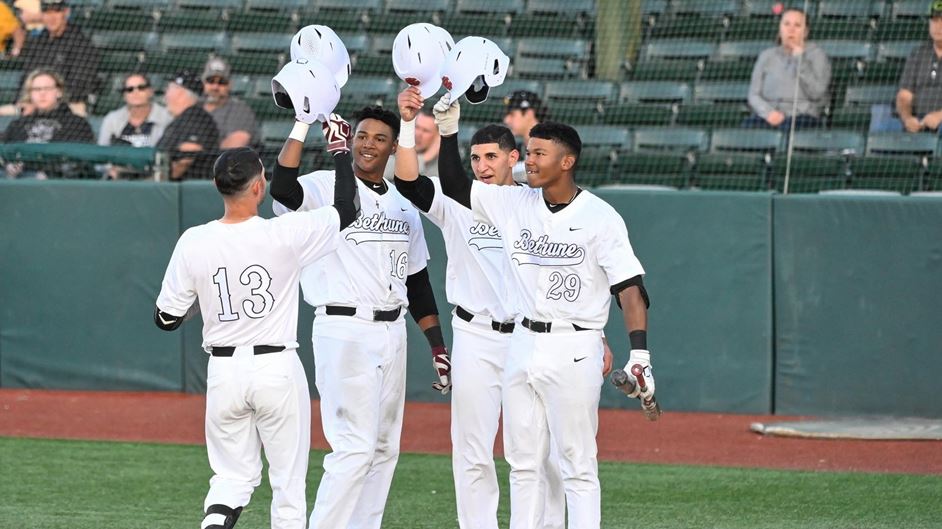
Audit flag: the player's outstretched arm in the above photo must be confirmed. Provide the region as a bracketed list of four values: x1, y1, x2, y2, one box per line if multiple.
[433, 94, 472, 209]
[322, 113, 359, 230]
[614, 279, 655, 400]
[393, 87, 437, 212]
[406, 268, 450, 395]
[270, 120, 311, 211]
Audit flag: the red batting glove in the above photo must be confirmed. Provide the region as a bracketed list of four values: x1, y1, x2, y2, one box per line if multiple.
[431, 345, 452, 395]
[322, 113, 351, 155]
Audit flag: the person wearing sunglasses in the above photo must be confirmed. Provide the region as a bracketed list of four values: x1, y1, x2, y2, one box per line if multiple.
[96, 73, 172, 179]
[202, 56, 259, 150]
[19, 0, 99, 117]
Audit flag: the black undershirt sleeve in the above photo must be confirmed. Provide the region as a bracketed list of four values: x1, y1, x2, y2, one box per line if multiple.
[393, 174, 436, 213]
[610, 275, 651, 309]
[331, 152, 358, 230]
[405, 267, 439, 322]
[154, 306, 184, 331]
[271, 162, 304, 211]
[437, 134, 472, 209]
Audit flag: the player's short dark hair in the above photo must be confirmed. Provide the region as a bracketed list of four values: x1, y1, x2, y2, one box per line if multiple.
[530, 121, 582, 161]
[213, 147, 264, 196]
[353, 105, 400, 140]
[470, 124, 517, 153]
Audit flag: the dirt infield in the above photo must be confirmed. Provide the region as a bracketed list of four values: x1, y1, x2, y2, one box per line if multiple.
[1, 389, 939, 475]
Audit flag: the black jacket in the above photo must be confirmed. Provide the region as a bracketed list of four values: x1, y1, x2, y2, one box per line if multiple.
[20, 24, 100, 103]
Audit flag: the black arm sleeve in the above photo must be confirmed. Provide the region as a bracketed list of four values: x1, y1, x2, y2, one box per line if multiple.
[331, 151, 358, 230]
[437, 134, 472, 209]
[405, 267, 439, 321]
[393, 174, 436, 213]
[154, 306, 184, 332]
[611, 275, 651, 309]
[271, 162, 304, 211]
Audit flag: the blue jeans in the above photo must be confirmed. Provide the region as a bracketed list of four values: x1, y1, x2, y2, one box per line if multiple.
[741, 114, 822, 131]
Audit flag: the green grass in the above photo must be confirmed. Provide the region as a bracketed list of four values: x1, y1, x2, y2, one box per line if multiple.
[0, 437, 940, 529]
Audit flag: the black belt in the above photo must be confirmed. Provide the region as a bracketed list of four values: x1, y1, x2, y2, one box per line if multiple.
[521, 317, 589, 334]
[325, 305, 402, 322]
[210, 345, 285, 357]
[455, 305, 516, 334]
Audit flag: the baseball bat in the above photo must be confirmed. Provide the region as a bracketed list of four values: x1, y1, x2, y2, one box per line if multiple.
[610, 367, 661, 421]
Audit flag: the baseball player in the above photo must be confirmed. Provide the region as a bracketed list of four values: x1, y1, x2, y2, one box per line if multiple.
[269, 105, 449, 529]
[394, 87, 614, 529]
[436, 111, 653, 529]
[153, 125, 359, 529]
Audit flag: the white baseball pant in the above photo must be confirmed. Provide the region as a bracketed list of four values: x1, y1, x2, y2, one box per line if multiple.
[503, 327, 604, 529]
[203, 347, 311, 529]
[308, 315, 408, 529]
[450, 314, 567, 529]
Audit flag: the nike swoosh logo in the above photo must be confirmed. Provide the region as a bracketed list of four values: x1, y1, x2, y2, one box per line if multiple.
[569, 227, 582, 231]
[574, 356, 587, 363]
[400, 208, 408, 212]
[157, 312, 175, 325]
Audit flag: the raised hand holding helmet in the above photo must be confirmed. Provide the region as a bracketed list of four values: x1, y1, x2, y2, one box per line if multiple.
[432, 92, 460, 136]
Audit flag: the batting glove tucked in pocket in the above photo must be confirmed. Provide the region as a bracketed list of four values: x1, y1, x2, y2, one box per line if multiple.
[431, 345, 452, 395]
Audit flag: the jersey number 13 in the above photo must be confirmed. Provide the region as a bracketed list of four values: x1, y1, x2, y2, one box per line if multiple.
[212, 266, 275, 322]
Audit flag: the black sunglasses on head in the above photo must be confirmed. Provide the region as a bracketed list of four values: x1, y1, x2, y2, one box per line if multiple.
[122, 83, 150, 93]
[41, 5, 68, 12]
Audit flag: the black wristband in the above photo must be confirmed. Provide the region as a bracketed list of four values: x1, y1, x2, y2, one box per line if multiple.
[424, 326, 445, 348]
[629, 330, 647, 350]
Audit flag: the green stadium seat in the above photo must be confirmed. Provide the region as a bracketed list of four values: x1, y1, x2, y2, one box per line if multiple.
[817, 1, 885, 20]
[226, 34, 287, 74]
[603, 81, 688, 126]
[143, 51, 210, 74]
[100, 51, 144, 73]
[229, 34, 286, 55]
[693, 81, 750, 103]
[616, 126, 708, 188]
[157, 7, 226, 32]
[368, 0, 451, 34]
[246, 96, 285, 120]
[772, 130, 865, 193]
[628, 60, 700, 82]
[159, 32, 229, 54]
[889, 0, 929, 18]
[648, 16, 726, 40]
[337, 34, 370, 57]
[726, 17, 777, 40]
[299, 0, 379, 33]
[459, 99, 505, 124]
[229, 0, 303, 33]
[741, 0, 817, 18]
[845, 132, 937, 192]
[574, 125, 628, 186]
[633, 39, 715, 83]
[669, 0, 739, 17]
[174, 0, 242, 9]
[812, 19, 874, 40]
[509, 0, 595, 37]
[441, 0, 523, 36]
[0, 71, 21, 104]
[490, 79, 544, 100]
[244, 0, 306, 9]
[577, 125, 630, 149]
[91, 31, 160, 52]
[694, 128, 782, 190]
[676, 81, 751, 128]
[701, 40, 767, 81]
[641, 39, 716, 62]
[511, 56, 579, 80]
[107, 0, 171, 10]
[85, 9, 156, 32]
[874, 20, 925, 41]
[830, 84, 896, 130]
[227, 74, 259, 96]
[862, 40, 918, 82]
[516, 38, 590, 77]
[543, 80, 614, 125]
[924, 158, 942, 191]
[875, 40, 921, 61]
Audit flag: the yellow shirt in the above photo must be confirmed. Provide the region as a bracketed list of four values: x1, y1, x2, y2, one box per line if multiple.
[0, 2, 20, 48]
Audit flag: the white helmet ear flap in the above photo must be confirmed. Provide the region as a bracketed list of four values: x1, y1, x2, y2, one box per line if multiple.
[441, 37, 511, 105]
[290, 24, 351, 88]
[482, 42, 510, 88]
[271, 59, 341, 124]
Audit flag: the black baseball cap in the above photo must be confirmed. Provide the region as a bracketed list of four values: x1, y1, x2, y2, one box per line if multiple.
[170, 70, 204, 95]
[40, 0, 68, 10]
[504, 90, 543, 114]
[931, 0, 942, 17]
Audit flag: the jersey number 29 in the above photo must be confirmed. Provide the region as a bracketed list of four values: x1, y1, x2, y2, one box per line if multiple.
[212, 266, 275, 322]
[546, 271, 581, 302]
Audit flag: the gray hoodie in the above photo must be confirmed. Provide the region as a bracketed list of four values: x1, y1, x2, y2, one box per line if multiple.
[748, 42, 832, 119]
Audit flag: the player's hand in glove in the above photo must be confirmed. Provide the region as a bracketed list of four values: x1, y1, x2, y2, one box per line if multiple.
[431, 345, 452, 395]
[433, 93, 460, 136]
[623, 349, 655, 400]
[322, 113, 351, 155]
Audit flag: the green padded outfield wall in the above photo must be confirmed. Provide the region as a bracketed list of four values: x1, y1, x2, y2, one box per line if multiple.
[773, 195, 942, 417]
[0, 181, 183, 390]
[594, 189, 774, 412]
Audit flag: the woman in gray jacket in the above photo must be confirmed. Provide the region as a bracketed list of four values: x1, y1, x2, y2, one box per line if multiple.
[742, 8, 831, 131]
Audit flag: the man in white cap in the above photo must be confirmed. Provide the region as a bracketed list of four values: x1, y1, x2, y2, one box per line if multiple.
[202, 56, 259, 149]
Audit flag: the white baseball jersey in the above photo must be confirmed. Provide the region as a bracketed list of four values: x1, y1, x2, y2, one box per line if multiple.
[470, 182, 644, 328]
[424, 177, 516, 322]
[156, 208, 340, 351]
[273, 171, 429, 310]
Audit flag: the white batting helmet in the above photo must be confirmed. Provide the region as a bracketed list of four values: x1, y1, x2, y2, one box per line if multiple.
[392, 23, 455, 98]
[271, 58, 341, 124]
[289, 25, 351, 88]
[440, 37, 510, 105]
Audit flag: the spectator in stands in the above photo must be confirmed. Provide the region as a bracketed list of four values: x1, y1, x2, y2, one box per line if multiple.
[2, 68, 93, 178]
[384, 107, 440, 178]
[98, 73, 172, 179]
[201, 56, 259, 149]
[19, 0, 98, 117]
[156, 70, 219, 181]
[742, 7, 831, 131]
[98, 74, 171, 148]
[14, 0, 42, 32]
[503, 90, 548, 181]
[0, 1, 25, 58]
[895, 1, 942, 133]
